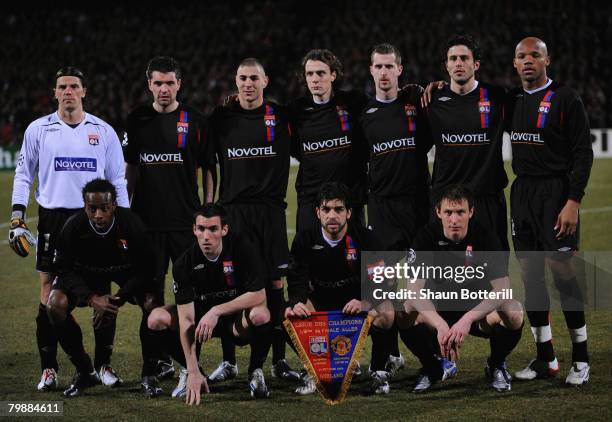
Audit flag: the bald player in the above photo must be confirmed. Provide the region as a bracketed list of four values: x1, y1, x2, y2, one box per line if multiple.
[507, 37, 593, 386]
[207, 58, 296, 390]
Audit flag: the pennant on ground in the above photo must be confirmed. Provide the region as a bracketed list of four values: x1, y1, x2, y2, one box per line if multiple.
[284, 311, 373, 405]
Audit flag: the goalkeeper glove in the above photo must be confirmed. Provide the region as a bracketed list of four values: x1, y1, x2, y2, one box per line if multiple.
[8, 210, 36, 257]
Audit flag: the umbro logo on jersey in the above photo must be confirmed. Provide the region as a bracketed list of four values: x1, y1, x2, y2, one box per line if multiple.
[558, 246, 572, 252]
[438, 241, 449, 246]
[438, 97, 452, 102]
[45, 128, 60, 132]
[366, 108, 378, 114]
[304, 107, 314, 111]
[312, 245, 325, 250]
[193, 264, 205, 270]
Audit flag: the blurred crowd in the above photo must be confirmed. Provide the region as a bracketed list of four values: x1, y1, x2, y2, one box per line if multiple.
[1, 0, 609, 147]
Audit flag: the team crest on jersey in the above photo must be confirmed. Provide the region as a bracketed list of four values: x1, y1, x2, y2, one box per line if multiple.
[118, 239, 128, 250]
[331, 335, 352, 356]
[264, 114, 276, 127]
[177, 121, 189, 133]
[346, 248, 357, 262]
[223, 260, 235, 287]
[404, 104, 417, 117]
[478, 101, 491, 113]
[538, 101, 551, 114]
[309, 336, 329, 356]
[88, 134, 99, 146]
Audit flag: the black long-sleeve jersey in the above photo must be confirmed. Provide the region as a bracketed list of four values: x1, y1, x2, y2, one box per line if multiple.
[506, 80, 593, 202]
[54, 207, 154, 301]
[360, 94, 431, 197]
[427, 83, 508, 196]
[124, 104, 208, 231]
[172, 233, 265, 312]
[207, 100, 290, 205]
[287, 223, 382, 307]
[287, 90, 368, 205]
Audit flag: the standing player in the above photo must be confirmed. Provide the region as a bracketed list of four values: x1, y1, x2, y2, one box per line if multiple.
[361, 43, 431, 251]
[9, 67, 129, 391]
[147, 203, 272, 402]
[124, 56, 212, 387]
[425, 34, 509, 249]
[288, 49, 368, 231]
[46, 179, 156, 397]
[508, 37, 593, 385]
[286, 182, 396, 395]
[207, 58, 297, 385]
[398, 185, 524, 393]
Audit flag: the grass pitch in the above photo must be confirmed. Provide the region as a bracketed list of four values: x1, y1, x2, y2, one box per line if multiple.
[0, 161, 611, 421]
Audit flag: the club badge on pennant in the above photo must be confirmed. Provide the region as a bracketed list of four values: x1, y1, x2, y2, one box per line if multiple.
[284, 311, 372, 405]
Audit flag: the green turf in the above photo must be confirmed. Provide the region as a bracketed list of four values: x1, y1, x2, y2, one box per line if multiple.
[0, 161, 611, 421]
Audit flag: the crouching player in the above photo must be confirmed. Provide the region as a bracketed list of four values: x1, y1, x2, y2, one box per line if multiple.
[46, 179, 157, 397]
[285, 182, 396, 395]
[398, 185, 524, 393]
[147, 203, 272, 404]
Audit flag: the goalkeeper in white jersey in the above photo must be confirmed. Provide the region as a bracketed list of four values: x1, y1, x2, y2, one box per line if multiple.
[9, 66, 129, 391]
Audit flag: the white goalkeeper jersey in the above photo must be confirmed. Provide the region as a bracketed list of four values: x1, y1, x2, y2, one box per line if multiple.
[12, 112, 129, 210]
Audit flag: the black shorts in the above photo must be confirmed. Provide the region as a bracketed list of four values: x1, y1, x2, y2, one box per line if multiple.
[36, 207, 80, 273]
[296, 199, 366, 233]
[52, 273, 144, 312]
[309, 285, 360, 311]
[225, 202, 289, 281]
[367, 194, 429, 250]
[149, 230, 194, 296]
[511, 176, 579, 260]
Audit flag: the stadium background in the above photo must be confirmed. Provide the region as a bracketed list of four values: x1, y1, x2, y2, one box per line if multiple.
[1, 1, 611, 420]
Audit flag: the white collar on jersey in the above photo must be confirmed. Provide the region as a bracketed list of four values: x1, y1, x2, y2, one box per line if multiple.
[89, 217, 115, 236]
[321, 227, 342, 247]
[375, 96, 397, 103]
[458, 80, 479, 96]
[312, 96, 331, 105]
[51, 111, 93, 126]
[524, 78, 553, 94]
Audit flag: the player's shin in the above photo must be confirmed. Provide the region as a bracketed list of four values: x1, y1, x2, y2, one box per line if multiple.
[36, 303, 59, 371]
[248, 322, 272, 374]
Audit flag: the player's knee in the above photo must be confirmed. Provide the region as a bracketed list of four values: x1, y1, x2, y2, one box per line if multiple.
[147, 307, 170, 331]
[373, 309, 395, 330]
[248, 306, 270, 327]
[270, 279, 284, 290]
[46, 290, 68, 326]
[500, 301, 524, 330]
[395, 310, 418, 329]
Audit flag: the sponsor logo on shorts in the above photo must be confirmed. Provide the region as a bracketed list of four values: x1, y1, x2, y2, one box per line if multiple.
[302, 135, 351, 155]
[372, 137, 415, 155]
[54, 157, 97, 172]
